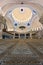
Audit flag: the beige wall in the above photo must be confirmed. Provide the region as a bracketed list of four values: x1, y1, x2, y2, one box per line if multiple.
[0, 0, 43, 8]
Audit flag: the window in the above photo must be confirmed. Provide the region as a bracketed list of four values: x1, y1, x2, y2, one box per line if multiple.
[15, 33, 19, 36]
[27, 23, 30, 26]
[20, 34, 25, 38]
[21, 2, 24, 4]
[14, 23, 17, 26]
[33, 10, 36, 14]
[26, 33, 30, 36]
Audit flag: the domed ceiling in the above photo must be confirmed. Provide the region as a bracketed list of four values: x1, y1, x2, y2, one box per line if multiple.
[12, 7, 32, 23]
[0, 0, 43, 33]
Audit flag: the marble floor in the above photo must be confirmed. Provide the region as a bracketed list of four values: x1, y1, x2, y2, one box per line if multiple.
[0, 39, 43, 65]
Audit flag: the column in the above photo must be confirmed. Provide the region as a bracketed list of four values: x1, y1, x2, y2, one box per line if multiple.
[38, 31, 41, 39]
[30, 32, 32, 39]
[0, 23, 2, 39]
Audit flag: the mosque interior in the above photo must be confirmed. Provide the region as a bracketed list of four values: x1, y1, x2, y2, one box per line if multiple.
[0, 0, 43, 65]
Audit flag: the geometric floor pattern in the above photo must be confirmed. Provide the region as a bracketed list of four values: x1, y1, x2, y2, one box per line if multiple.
[0, 39, 43, 65]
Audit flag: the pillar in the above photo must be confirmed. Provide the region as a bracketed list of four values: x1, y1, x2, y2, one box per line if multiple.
[38, 31, 41, 39]
[30, 32, 32, 39]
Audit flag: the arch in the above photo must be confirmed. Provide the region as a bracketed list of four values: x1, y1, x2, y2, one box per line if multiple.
[0, 15, 7, 30]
